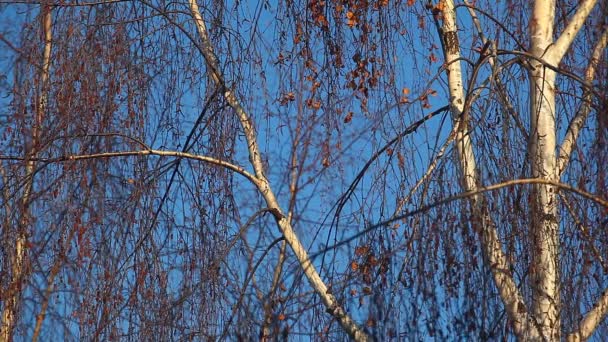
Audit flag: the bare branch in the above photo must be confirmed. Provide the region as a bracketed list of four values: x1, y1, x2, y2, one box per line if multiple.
[0, 149, 260, 187]
[560, 193, 608, 272]
[0, 0, 129, 6]
[548, 0, 600, 63]
[313, 177, 608, 260]
[187, 1, 370, 340]
[567, 288, 608, 342]
[438, 1, 538, 338]
[558, 28, 608, 175]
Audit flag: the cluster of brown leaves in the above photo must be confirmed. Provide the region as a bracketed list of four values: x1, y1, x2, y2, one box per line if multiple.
[309, 0, 329, 28]
[345, 52, 383, 112]
[349, 244, 390, 303]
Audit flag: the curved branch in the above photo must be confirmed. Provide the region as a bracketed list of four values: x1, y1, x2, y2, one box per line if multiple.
[334, 105, 449, 221]
[464, 1, 530, 141]
[495, 49, 600, 98]
[218, 209, 280, 340]
[455, 2, 527, 51]
[187, 1, 370, 340]
[0, 149, 261, 188]
[0, 0, 130, 6]
[312, 178, 608, 259]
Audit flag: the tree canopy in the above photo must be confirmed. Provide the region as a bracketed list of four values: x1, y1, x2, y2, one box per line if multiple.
[0, 0, 606, 340]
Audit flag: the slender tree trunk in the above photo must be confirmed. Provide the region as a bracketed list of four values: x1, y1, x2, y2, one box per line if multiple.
[529, 1, 560, 339]
[187, 1, 370, 340]
[32, 221, 78, 342]
[0, 5, 52, 340]
[439, 0, 539, 339]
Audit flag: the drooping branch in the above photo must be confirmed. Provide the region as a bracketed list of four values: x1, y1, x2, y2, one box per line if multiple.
[560, 193, 608, 271]
[335, 105, 449, 219]
[0, 149, 260, 187]
[261, 130, 301, 340]
[32, 203, 79, 342]
[311, 177, 608, 264]
[465, 1, 529, 142]
[187, 1, 370, 340]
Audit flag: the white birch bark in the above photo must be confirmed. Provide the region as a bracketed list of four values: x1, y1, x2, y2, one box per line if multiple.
[528, 1, 560, 339]
[558, 28, 608, 176]
[440, 0, 539, 339]
[187, 1, 370, 340]
[0, 5, 52, 340]
[528, 0, 598, 339]
[558, 14, 608, 342]
[562, 28, 608, 340]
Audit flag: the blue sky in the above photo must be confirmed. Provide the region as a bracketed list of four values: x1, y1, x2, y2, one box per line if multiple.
[1, 0, 606, 340]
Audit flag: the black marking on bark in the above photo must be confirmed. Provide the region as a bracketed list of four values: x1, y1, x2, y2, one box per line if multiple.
[444, 31, 459, 55]
[268, 207, 284, 221]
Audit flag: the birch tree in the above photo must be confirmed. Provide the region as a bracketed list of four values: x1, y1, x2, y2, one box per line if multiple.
[0, 0, 606, 340]
[437, 0, 606, 340]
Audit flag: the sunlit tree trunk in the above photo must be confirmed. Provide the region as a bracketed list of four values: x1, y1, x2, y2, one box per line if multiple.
[528, 1, 560, 339]
[527, 0, 599, 338]
[440, 0, 538, 338]
[187, 1, 370, 340]
[442, 0, 601, 339]
[562, 27, 608, 342]
[0, 5, 52, 340]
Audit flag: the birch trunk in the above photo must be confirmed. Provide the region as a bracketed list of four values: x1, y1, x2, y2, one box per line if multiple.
[187, 1, 370, 340]
[523, 0, 598, 338]
[528, 1, 560, 339]
[440, 1, 538, 338]
[0, 5, 52, 340]
[444, 0, 599, 339]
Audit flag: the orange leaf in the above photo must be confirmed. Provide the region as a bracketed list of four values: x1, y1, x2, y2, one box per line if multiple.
[344, 111, 353, 123]
[355, 245, 369, 256]
[366, 318, 376, 327]
[322, 156, 330, 167]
